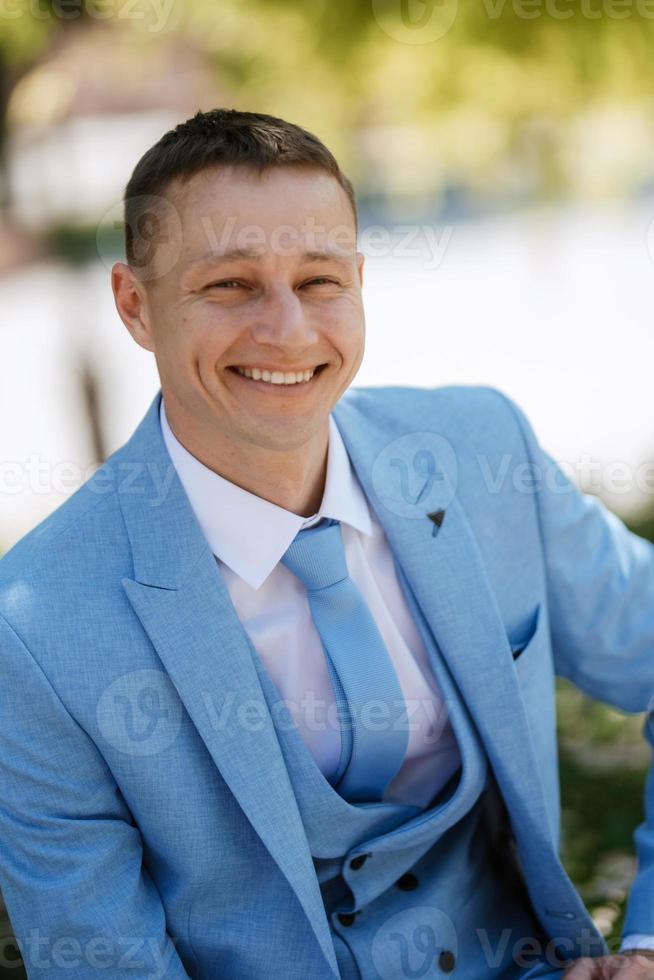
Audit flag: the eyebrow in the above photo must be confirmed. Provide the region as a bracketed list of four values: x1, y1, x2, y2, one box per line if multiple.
[186, 247, 354, 268]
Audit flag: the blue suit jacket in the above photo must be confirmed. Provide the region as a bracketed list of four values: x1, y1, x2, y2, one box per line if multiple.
[1, 385, 654, 979]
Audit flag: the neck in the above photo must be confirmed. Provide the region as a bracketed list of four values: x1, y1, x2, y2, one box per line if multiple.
[162, 397, 330, 518]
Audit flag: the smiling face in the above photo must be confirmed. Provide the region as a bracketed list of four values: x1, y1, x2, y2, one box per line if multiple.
[113, 164, 365, 460]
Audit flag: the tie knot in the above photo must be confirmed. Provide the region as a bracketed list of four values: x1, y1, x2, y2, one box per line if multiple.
[280, 520, 348, 591]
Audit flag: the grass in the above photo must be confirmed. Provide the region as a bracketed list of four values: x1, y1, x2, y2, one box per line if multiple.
[556, 677, 649, 950]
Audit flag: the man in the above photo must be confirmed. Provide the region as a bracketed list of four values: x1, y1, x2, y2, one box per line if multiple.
[1, 108, 654, 980]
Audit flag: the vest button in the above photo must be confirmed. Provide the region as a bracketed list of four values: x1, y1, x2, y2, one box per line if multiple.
[439, 950, 456, 972]
[337, 913, 356, 927]
[349, 853, 369, 871]
[395, 872, 419, 891]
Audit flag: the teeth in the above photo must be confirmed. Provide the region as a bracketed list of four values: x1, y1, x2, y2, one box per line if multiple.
[235, 366, 317, 385]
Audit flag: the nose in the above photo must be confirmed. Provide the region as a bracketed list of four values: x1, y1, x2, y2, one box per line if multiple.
[249, 285, 319, 349]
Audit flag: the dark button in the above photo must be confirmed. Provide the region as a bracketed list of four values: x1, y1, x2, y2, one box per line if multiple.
[337, 912, 356, 927]
[439, 950, 456, 973]
[396, 872, 419, 891]
[4, 943, 20, 964]
[349, 853, 369, 871]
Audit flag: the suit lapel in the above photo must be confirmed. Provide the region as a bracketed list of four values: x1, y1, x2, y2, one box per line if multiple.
[332, 395, 554, 841]
[333, 397, 606, 936]
[115, 392, 338, 978]
[334, 393, 603, 941]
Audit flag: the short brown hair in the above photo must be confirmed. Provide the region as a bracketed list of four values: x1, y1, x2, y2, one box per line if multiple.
[123, 107, 357, 273]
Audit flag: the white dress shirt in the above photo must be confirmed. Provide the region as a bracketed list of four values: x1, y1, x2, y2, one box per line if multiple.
[160, 398, 460, 808]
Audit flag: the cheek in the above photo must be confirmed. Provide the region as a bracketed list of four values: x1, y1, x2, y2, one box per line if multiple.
[333, 317, 364, 360]
[333, 296, 364, 342]
[172, 312, 239, 365]
[158, 326, 195, 367]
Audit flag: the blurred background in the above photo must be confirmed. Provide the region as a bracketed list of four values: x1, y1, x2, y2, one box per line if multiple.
[2, 0, 654, 973]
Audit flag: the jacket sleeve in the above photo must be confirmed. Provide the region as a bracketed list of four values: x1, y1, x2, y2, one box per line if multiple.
[0, 613, 192, 979]
[498, 390, 654, 938]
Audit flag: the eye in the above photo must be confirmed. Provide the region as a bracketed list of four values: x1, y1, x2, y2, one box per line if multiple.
[302, 277, 338, 287]
[205, 279, 243, 289]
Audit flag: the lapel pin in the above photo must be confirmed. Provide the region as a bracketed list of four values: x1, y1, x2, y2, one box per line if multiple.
[427, 509, 446, 537]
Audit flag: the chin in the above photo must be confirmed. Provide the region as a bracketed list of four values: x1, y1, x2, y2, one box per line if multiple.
[242, 418, 324, 452]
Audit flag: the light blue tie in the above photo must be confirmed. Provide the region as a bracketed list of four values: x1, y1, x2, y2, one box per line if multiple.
[280, 519, 409, 803]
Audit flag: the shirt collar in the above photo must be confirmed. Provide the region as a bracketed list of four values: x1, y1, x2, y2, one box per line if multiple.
[159, 397, 372, 590]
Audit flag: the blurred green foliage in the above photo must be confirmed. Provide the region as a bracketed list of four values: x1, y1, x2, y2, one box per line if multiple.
[5, 0, 654, 208]
[554, 510, 654, 949]
[557, 677, 648, 948]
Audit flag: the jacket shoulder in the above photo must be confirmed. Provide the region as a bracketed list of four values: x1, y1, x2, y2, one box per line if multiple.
[338, 383, 527, 446]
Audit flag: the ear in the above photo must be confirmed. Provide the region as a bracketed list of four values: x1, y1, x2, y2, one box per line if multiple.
[356, 251, 365, 288]
[111, 262, 155, 352]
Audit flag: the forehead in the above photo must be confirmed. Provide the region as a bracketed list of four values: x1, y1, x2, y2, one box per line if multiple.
[167, 164, 356, 260]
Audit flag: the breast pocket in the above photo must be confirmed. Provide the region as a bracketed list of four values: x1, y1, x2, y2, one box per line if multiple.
[508, 603, 544, 686]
